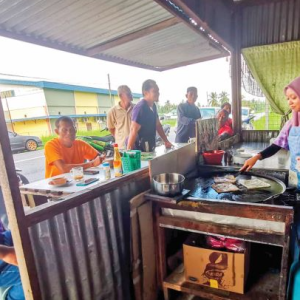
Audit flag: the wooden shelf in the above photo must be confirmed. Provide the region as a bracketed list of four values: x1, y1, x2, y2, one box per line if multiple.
[163, 264, 280, 300]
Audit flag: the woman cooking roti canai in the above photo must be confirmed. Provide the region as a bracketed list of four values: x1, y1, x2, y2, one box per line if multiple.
[240, 76, 300, 187]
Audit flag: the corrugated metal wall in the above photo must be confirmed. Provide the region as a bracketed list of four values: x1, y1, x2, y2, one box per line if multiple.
[242, 0, 300, 48]
[29, 177, 150, 300]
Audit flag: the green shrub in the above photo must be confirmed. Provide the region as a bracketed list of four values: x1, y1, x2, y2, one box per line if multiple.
[40, 130, 110, 148]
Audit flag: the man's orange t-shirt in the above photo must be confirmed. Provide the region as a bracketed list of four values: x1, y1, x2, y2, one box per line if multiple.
[44, 138, 98, 178]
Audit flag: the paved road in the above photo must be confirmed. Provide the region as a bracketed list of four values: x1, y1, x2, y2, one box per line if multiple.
[13, 150, 45, 183]
[12, 129, 177, 183]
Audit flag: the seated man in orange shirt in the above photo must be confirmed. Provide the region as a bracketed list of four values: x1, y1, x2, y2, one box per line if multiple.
[45, 116, 104, 178]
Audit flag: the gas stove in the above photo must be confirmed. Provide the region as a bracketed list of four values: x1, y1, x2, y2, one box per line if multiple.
[266, 188, 300, 206]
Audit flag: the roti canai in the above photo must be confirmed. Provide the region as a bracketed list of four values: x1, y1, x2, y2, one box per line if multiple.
[214, 175, 236, 184]
[212, 183, 239, 193]
[239, 178, 271, 190]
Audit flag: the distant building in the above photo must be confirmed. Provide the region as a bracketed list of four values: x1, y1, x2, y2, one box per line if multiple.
[0, 79, 142, 137]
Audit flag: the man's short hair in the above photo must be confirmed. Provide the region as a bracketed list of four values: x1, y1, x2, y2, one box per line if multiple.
[117, 85, 131, 96]
[221, 102, 231, 109]
[187, 87, 197, 93]
[142, 79, 157, 95]
[55, 116, 74, 129]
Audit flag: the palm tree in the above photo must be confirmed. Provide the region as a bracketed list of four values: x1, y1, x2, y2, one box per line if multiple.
[219, 91, 230, 105]
[208, 92, 219, 107]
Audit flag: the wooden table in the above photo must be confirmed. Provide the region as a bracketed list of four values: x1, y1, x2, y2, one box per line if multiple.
[146, 192, 294, 300]
[19, 144, 185, 206]
[20, 162, 149, 205]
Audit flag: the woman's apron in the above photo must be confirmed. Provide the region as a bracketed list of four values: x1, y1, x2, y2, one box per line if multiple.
[287, 126, 300, 187]
[287, 126, 300, 299]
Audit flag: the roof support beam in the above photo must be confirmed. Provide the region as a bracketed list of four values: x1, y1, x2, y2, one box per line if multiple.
[231, 7, 242, 134]
[87, 17, 180, 56]
[160, 53, 227, 70]
[154, 0, 232, 54]
[234, 0, 286, 7]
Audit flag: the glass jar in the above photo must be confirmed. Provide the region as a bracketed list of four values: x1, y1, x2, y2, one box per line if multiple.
[102, 162, 111, 180]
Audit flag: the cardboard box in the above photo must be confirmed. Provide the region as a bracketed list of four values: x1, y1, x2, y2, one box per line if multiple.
[183, 244, 250, 294]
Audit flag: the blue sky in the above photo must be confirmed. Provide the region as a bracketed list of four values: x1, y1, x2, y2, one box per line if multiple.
[0, 36, 232, 105]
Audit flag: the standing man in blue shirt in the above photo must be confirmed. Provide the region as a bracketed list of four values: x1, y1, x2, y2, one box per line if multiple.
[127, 79, 172, 152]
[175, 87, 201, 143]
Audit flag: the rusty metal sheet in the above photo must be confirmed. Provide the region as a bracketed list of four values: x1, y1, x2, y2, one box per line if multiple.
[29, 179, 149, 300]
[242, 0, 300, 47]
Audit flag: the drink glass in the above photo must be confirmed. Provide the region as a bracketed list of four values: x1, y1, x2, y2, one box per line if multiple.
[70, 167, 84, 181]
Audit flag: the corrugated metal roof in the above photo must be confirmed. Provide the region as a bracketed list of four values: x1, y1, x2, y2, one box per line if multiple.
[241, 0, 300, 48]
[0, 0, 227, 70]
[100, 22, 221, 68]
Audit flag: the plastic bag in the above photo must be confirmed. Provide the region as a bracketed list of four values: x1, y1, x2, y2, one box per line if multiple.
[206, 236, 245, 253]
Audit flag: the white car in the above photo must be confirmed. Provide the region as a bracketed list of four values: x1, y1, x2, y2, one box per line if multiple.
[199, 107, 220, 119]
[164, 109, 177, 120]
[241, 107, 251, 121]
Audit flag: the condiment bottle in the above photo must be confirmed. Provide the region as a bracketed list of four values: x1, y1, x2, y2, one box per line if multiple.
[102, 162, 111, 180]
[113, 143, 123, 177]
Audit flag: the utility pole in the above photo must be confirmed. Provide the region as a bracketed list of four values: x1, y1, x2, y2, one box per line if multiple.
[5, 97, 14, 133]
[107, 74, 114, 107]
[0, 90, 15, 133]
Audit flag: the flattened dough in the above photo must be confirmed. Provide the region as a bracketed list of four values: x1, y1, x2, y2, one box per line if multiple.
[239, 178, 271, 190]
[214, 175, 236, 184]
[212, 183, 239, 193]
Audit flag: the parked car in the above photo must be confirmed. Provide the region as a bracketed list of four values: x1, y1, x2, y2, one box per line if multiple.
[241, 107, 252, 121]
[8, 131, 42, 151]
[199, 107, 220, 119]
[164, 109, 177, 120]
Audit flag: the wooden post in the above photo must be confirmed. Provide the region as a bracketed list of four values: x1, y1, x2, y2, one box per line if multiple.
[0, 97, 41, 299]
[231, 7, 242, 134]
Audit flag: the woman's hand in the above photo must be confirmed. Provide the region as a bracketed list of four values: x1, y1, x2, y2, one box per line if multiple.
[240, 154, 262, 172]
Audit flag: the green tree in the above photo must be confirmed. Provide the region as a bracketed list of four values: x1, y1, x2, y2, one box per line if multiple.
[157, 101, 178, 114]
[218, 91, 230, 105]
[208, 92, 219, 107]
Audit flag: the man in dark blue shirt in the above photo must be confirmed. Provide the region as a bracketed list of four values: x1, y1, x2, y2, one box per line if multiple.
[127, 79, 172, 152]
[175, 87, 201, 143]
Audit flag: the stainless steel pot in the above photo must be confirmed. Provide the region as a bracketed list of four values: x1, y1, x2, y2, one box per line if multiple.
[152, 173, 185, 196]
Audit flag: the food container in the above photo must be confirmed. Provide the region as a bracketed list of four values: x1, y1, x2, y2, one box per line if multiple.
[104, 157, 114, 168]
[233, 153, 252, 165]
[202, 150, 225, 165]
[102, 162, 111, 180]
[152, 173, 185, 196]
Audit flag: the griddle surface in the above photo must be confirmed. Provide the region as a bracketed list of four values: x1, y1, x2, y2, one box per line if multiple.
[184, 173, 285, 203]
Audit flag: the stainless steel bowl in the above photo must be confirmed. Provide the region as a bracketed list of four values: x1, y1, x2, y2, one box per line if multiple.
[152, 173, 185, 196]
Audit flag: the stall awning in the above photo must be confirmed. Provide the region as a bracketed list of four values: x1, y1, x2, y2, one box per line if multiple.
[0, 0, 229, 70]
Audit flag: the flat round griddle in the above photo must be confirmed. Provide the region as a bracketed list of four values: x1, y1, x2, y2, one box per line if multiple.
[185, 172, 286, 203]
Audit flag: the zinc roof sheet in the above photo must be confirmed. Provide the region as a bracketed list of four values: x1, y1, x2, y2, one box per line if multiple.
[0, 0, 226, 70]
